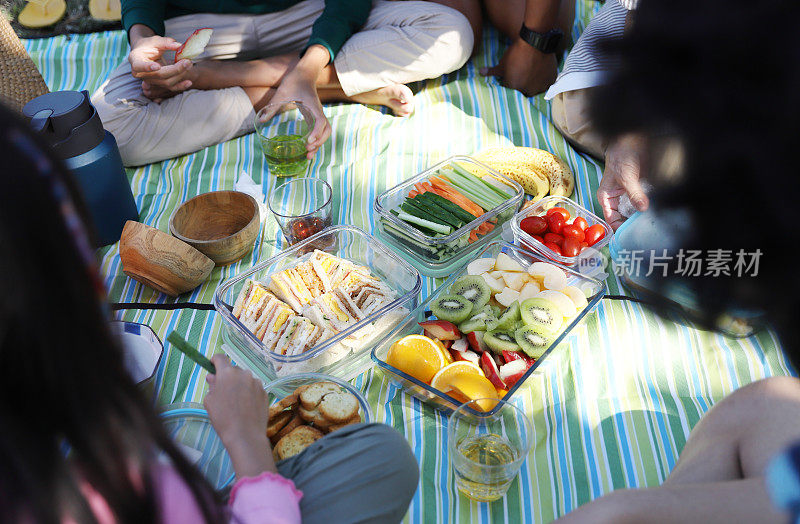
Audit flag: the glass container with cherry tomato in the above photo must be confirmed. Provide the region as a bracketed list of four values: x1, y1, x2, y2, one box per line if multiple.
[511, 196, 613, 268]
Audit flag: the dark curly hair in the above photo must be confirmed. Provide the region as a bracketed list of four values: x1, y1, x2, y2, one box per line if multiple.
[592, 0, 800, 359]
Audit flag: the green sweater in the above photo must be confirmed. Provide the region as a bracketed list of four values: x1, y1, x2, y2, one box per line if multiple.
[121, 0, 371, 60]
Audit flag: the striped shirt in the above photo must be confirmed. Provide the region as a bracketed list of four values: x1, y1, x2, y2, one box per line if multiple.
[544, 0, 633, 100]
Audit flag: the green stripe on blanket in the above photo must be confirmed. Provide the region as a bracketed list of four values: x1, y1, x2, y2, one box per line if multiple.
[24, 1, 793, 521]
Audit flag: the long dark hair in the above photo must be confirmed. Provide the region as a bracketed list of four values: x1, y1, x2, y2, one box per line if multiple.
[592, 0, 800, 361]
[0, 104, 226, 523]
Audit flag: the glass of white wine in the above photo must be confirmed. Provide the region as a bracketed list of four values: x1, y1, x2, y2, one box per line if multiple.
[448, 398, 533, 502]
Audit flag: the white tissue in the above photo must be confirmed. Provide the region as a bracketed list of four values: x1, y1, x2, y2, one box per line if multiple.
[235, 171, 268, 217]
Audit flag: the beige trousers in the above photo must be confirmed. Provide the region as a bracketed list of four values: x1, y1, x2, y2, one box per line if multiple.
[551, 87, 607, 160]
[91, 0, 472, 166]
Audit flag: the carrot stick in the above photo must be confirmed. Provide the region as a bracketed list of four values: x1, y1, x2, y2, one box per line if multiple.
[414, 182, 427, 194]
[408, 190, 419, 198]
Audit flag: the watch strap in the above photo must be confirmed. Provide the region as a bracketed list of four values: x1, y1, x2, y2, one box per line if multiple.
[519, 24, 563, 54]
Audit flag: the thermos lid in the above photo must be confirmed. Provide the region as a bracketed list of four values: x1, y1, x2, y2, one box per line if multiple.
[23, 90, 105, 159]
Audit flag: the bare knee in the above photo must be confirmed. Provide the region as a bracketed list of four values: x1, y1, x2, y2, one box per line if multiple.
[729, 376, 800, 406]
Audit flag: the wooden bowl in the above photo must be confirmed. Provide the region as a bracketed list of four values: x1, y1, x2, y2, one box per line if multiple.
[119, 221, 214, 297]
[169, 191, 260, 266]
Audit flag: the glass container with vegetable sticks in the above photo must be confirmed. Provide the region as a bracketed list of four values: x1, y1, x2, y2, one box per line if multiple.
[374, 156, 524, 277]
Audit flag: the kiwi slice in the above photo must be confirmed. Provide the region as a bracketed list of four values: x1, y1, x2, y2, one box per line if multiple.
[514, 326, 553, 359]
[487, 302, 520, 331]
[520, 298, 563, 334]
[450, 275, 491, 311]
[458, 311, 497, 333]
[431, 294, 473, 323]
[484, 329, 519, 353]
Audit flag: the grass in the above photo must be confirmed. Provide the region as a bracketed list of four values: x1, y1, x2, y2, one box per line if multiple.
[1, 0, 120, 39]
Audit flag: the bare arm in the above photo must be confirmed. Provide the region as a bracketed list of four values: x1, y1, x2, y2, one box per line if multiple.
[482, 0, 564, 96]
[557, 479, 785, 524]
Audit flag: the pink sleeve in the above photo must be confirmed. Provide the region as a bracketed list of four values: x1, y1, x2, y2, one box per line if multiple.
[229, 471, 303, 524]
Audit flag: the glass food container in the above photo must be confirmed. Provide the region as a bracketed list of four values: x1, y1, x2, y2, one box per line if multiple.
[511, 196, 613, 274]
[374, 155, 524, 278]
[371, 241, 605, 415]
[215, 225, 421, 384]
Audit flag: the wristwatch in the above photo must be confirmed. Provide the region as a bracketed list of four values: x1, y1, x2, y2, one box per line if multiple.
[519, 24, 563, 54]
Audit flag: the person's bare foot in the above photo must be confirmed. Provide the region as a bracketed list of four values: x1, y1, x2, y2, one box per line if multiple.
[350, 84, 414, 116]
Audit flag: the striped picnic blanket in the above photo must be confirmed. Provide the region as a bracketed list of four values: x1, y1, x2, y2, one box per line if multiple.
[23, 1, 793, 521]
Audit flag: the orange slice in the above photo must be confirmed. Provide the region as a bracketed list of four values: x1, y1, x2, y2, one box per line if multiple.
[433, 339, 454, 364]
[386, 334, 445, 384]
[431, 362, 498, 411]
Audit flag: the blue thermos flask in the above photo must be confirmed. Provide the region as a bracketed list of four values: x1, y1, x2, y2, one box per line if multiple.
[23, 90, 139, 247]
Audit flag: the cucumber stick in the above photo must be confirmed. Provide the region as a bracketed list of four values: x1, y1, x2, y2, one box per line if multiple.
[400, 201, 454, 228]
[398, 211, 452, 234]
[407, 196, 464, 227]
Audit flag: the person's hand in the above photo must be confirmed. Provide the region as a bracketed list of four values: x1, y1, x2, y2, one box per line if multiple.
[597, 134, 649, 230]
[204, 355, 267, 445]
[481, 39, 558, 97]
[204, 355, 276, 476]
[128, 26, 195, 102]
[270, 45, 332, 159]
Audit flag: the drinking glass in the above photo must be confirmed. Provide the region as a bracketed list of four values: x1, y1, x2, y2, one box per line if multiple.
[448, 398, 533, 502]
[255, 101, 314, 178]
[268, 177, 333, 246]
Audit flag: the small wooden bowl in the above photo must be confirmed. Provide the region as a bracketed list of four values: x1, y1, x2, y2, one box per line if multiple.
[169, 191, 260, 266]
[119, 221, 214, 297]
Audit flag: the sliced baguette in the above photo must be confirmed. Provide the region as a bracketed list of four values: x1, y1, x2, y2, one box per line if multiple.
[299, 382, 341, 409]
[266, 409, 293, 438]
[318, 391, 360, 423]
[326, 413, 362, 433]
[271, 413, 303, 446]
[274, 425, 324, 460]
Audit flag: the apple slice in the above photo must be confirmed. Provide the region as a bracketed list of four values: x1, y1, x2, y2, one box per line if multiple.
[495, 252, 526, 272]
[467, 331, 488, 353]
[501, 350, 534, 366]
[499, 359, 528, 388]
[467, 257, 496, 276]
[480, 351, 507, 390]
[518, 281, 541, 303]
[502, 272, 528, 292]
[419, 320, 461, 340]
[451, 348, 480, 366]
[481, 273, 505, 294]
[175, 28, 213, 63]
[451, 337, 469, 352]
[494, 287, 520, 307]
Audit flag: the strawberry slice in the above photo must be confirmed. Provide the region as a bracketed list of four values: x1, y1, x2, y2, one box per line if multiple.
[175, 28, 213, 63]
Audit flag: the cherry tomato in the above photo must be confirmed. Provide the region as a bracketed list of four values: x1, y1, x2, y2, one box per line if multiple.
[543, 232, 564, 246]
[572, 217, 588, 231]
[546, 207, 571, 221]
[580, 242, 588, 249]
[544, 242, 562, 255]
[520, 215, 548, 236]
[561, 237, 581, 257]
[561, 224, 585, 243]
[546, 214, 565, 234]
[532, 235, 545, 243]
[584, 224, 606, 246]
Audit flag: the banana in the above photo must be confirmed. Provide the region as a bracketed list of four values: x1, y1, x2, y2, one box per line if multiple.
[474, 147, 574, 199]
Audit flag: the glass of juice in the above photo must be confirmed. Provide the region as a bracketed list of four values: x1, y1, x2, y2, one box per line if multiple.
[448, 398, 533, 502]
[255, 101, 315, 178]
[268, 177, 334, 247]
